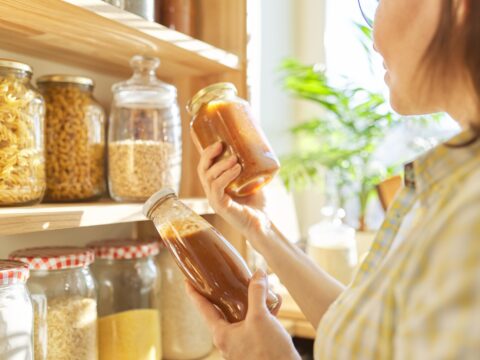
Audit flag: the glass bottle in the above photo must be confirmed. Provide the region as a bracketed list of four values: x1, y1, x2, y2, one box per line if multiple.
[143, 189, 281, 323]
[157, 0, 196, 36]
[0, 59, 46, 206]
[187, 83, 280, 197]
[108, 55, 182, 202]
[37, 75, 106, 202]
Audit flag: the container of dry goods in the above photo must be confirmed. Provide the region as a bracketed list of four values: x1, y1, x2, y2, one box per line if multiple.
[143, 189, 281, 323]
[187, 83, 280, 197]
[0, 59, 46, 206]
[157, 0, 196, 36]
[158, 247, 213, 359]
[108, 55, 182, 202]
[9, 247, 98, 360]
[88, 239, 161, 360]
[37, 75, 106, 202]
[0, 260, 33, 360]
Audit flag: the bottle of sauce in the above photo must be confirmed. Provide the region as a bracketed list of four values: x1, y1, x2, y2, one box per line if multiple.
[143, 188, 281, 323]
[187, 83, 280, 197]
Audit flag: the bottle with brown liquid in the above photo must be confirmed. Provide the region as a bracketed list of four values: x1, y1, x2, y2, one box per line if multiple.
[143, 188, 281, 323]
[187, 83, 280, 197]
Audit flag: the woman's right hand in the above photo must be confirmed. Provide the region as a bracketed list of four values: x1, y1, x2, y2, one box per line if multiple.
[197, 142, 271, 238]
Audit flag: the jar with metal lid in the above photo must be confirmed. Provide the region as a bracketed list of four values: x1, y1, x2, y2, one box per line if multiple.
[87, 239, 161, 360]
[9, 247, 98, 360]
[37, 75, 106, 202]
[0, 260, 33, 360]
[158, 247, 213, 359]
[0, 58, 46, 206]
[187, 83, 280, 197]
[108, 55, 182, 202]
[143, 189, 281, 323]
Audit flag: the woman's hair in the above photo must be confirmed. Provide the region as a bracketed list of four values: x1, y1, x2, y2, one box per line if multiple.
[424, 0, 480, 144]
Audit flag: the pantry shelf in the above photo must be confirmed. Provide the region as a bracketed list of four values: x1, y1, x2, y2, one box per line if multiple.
[0, 199, 212, 236]
[0, 0, 241, 77]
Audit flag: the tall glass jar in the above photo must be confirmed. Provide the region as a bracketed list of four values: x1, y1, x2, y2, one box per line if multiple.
[187, 83, 280, 197]
[0, 59, 45, 206]
[37, 75, 106, 202]
[108, 55, 182, 202]
[9, 247, 98, 360]
[143, 189, 280, 323]
[88, 239, 161, 360]
[158, 247, 213, 359]
[0, 260, 33, 360]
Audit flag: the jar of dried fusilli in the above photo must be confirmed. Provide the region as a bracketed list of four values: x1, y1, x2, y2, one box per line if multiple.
[0, 59, 46, 206]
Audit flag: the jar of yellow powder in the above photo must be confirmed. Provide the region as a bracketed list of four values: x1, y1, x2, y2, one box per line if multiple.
[88, 239, 161, 360]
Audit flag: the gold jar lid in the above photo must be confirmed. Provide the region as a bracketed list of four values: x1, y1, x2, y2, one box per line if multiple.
[37, 74, 94, 87]
[186, 82, 237, 116]
[0, 58, 32, 73]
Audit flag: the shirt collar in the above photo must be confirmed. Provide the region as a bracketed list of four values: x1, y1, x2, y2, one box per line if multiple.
[404, 130, 480, 193]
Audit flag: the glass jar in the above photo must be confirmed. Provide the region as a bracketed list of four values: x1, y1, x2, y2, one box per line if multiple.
[157, 0, 196, 36]
[0, 59, 46, 206]
[9, 247, 98, 360]
[37, 75, 106, 202]
[187, 83, 280, 197]
[0, 260, 33, 360]
[88, 239, 161, 360]
[143, 189, 281, 323]
[108, 55, 182, 202]
[158, 248, 213, 359]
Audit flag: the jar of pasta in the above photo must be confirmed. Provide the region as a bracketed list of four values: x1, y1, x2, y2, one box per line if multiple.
[9, 247, 98, 360]
[87, 239, 161, 360]
[37, 75, 106, 202]
[108, 55, 181, 202]
[0, 59, 45, 206]
[187, 83, 280, 197]
[158, 247, 213, 360]
[0, 260, 34, 360]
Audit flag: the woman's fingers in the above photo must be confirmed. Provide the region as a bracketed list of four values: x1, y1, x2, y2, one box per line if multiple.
[211, 164, 242, 197]
[247, 270, 269, 319]
[206, 155, 238, 182]
[198, 142, 223, 175]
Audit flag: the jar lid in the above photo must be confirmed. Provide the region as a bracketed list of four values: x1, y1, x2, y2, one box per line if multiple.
[0, 58, 32, 73]
[0, 260, 30, 286]
[9, 247, 95, 270]
[37, 74, 94, 87]
[186, 82, 237, 116]
[142, 188, 176, 219]
[87, 239, 159, 260]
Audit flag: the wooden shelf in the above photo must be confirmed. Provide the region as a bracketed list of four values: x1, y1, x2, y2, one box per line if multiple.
[0, 0, 240, 77]
[0, 199, 212, 236]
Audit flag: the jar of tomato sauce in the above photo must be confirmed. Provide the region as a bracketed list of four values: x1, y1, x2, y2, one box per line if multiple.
[187, 83, 280, 197]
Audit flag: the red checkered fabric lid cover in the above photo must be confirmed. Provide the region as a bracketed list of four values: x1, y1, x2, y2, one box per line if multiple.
[0, 260, 30, 286]
[87, 239, 160, 260]
[9, 247, 95, 270]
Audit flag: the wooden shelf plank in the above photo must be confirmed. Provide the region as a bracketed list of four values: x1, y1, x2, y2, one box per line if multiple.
[0, 199, 212, 236]
[0, 0, 240, 77]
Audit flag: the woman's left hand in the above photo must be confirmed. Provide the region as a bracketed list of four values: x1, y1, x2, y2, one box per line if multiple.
[186, 270, 300, 360]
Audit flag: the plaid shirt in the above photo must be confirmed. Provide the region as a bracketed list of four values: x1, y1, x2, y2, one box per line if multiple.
[314, 130, 480, 359]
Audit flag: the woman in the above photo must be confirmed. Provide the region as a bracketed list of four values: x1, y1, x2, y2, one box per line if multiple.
[186, 0, 480, 358]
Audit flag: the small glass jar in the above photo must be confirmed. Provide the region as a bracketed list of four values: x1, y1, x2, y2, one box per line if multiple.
[88, 239, 161, 360]
[108, 55, 182, 202]
[187, 83, 280, 197]
[9, 247, 98, 360]
[0, 59, 46, 206]
[144, 189, 280, 323]
[37, 75, 106, 202]
[158, 247, 213, 359]
[0, 260, 33, 360]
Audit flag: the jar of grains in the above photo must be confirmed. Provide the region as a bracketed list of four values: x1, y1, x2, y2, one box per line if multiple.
[0, 59, 46, 206]
[108, 55, 181, 202]
[0, 260, 34, 360]
[9, 247, 98, 360]
[158, 247, 213, 360]
[87, 239, 161, 360]
[37, 75, 106, 202]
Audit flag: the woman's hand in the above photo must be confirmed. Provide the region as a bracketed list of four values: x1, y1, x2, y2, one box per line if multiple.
[197, 142, 271, 237]
[186, 270, 300, 360]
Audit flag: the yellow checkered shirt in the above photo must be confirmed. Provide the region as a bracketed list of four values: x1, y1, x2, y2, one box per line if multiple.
[314, 130, 480, 359]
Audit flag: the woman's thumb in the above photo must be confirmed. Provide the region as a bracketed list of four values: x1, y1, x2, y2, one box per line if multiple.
[247, 269, 268, 317]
